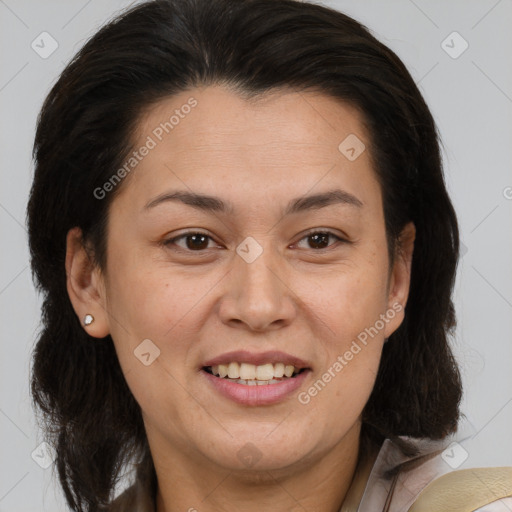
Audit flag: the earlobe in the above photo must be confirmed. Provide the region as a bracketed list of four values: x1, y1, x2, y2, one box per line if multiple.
[65, 227, 110, 338]
[384, 222, 416, 339]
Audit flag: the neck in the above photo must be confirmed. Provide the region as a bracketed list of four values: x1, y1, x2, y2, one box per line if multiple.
[154, 423, 368, 512]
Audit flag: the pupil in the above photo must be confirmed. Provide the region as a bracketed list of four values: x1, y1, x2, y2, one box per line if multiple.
[187, 234, 208, 250]
[310, 233, 329, 249]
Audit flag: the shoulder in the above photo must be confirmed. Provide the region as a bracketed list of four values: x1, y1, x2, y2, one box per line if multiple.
[408, 466, 512, 512]
[357, 435, 512, 512]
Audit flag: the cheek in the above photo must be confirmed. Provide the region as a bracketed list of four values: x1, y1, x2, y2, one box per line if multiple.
[316, 278, 386, 389]
[103, 263, 198, 429]
[298, 277, 386, 427]
[301, 247, 389, 399]
[104, 242, 190, 337]
[309, 254, 390, 343]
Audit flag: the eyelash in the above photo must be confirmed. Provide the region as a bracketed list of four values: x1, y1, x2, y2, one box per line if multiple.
[163, 229, 348, 253]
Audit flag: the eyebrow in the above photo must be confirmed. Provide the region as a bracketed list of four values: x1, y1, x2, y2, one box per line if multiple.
[143, 188, 363, 215]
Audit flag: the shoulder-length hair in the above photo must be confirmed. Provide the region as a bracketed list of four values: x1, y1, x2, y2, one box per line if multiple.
[27, 0, 462, 510]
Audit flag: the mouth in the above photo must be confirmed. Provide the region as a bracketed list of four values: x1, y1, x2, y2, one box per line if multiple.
[200, 350, 312, 405]
[200, 355, 311, 406]
[202, 362, 307, 386]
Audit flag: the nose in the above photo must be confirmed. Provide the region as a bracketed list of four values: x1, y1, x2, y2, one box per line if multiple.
[217, 246, 297, 332]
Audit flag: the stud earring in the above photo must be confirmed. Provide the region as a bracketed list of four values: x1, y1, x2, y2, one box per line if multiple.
[83, 314, 94, 326]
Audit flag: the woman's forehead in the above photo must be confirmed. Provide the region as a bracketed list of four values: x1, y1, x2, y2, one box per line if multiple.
[117, 85, 377, 210]
[137, 85, 368, 150]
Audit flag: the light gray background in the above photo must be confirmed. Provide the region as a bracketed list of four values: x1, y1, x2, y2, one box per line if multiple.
[1, 0, 511, 510]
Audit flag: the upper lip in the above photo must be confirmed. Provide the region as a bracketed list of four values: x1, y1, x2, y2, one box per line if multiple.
[202, 350, 311, 370]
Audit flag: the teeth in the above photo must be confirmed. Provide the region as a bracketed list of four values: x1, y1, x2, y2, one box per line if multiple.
[208, 362, 302, 380]
[274, 363, 285, 378]
[284, 364, 295, 378]
[240, 363, 256, 380]
[256, 363, 274, 381]
[234, 378, 283, 385]
[227, 362, 239, 379]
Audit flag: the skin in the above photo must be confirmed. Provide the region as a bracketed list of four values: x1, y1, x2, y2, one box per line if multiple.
[66, 85, 415, 512]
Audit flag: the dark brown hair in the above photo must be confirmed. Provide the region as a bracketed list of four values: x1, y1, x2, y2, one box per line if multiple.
[27, 0, 462, 509]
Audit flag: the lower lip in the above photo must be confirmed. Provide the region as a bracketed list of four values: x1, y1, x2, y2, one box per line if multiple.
[201, 369, 310, 406]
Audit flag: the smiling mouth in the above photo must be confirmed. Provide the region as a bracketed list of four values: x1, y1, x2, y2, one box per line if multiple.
[202, 362, 307, 386]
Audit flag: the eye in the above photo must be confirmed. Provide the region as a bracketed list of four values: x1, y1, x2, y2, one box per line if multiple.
[294, 230, 346, 250]
[164, 231, 217, 251]
[163, 229, 348, 253]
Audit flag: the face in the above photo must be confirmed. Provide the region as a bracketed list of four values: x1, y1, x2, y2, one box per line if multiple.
[68, 85, 414, 477]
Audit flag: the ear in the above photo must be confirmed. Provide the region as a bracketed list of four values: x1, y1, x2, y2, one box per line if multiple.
[65, 227, 110, 338]
[384, 222, 415, 339]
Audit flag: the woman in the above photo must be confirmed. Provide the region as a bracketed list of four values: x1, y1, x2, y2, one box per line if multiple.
[26, 0, 512, 511]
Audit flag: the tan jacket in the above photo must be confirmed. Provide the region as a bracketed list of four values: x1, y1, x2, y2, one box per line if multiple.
[111, 436, 512, 512]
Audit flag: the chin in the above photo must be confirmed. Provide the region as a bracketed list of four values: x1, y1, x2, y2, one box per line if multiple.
[202, 434, 316, 476]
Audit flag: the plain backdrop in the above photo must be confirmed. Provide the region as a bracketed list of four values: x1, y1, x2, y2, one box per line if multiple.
[1, 0, 511, 510]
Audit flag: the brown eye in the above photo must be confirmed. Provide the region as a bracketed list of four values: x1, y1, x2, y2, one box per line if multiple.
[184, 234, 210, 250]
[307, 232, 331, 249]
[295, 231, 345, 250]
[165, 232, 214, 251]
